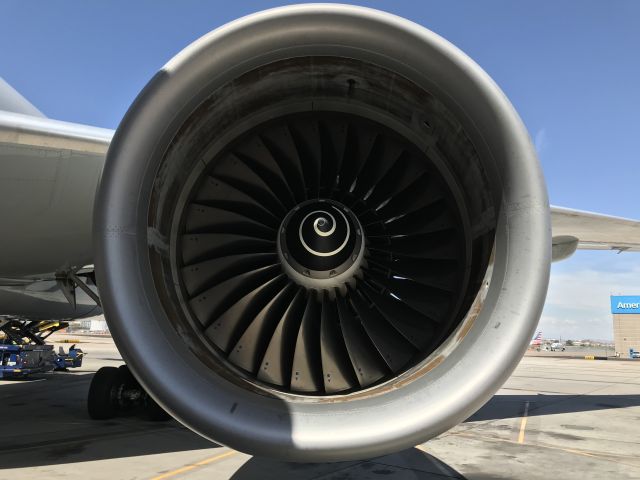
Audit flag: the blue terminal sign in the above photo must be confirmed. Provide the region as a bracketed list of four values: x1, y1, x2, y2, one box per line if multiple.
[611, 296, 640, 314]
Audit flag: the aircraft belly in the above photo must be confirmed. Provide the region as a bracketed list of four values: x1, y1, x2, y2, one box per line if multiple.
[0, 280, 101, 321]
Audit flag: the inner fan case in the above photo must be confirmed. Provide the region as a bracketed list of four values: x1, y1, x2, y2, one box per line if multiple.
[148, 56, 496, 398]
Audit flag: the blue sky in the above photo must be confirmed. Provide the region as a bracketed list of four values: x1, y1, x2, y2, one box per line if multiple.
[3, 1, 639, 339]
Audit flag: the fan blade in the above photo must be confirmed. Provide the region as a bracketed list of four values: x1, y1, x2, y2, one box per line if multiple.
[290, 293, 323, 393]
[366, 272, 451, 322]
[288, 120, 321, 198]
[181, 233, 275, 265]
[214, 153, 288, 216]
[351, 136, 403, 202]
[204, 274, 287, 352]
[336, 125, 377, 198]
[319, 120, 347, 198]
[319, 294, 358, 393]
[181, 253, 278, 297]
[369, 230, 460, 260]
[378, 202, 455, 237]
[366, 255, 459, 293]
[349, 290, 415, 372]
[257, 288, 307, 387]
[194, 176, 280, 228]
[336, 294, 388, 387]
[372, 173, 443, 222]
[360, 282, 437, 350]
[260, 125, 307, 203]
[234, 137, 297, 208]
[184, 204, 275, 238]
[364, 153, 427, 209]
[228, 283, 296, 373]
[190, 265, 280, 328]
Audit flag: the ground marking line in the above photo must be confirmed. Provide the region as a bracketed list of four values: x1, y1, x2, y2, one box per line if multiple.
[150, 450, 237, 480]
[517, 401, 529, 444]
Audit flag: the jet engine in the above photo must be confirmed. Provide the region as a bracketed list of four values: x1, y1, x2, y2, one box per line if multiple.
[94, 4, 550, 461]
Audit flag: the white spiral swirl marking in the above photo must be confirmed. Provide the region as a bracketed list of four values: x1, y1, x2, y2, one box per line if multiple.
[299, 207, 350, 257]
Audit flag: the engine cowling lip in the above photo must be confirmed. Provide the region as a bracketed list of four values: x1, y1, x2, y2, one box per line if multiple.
[94, 4, 551, 461]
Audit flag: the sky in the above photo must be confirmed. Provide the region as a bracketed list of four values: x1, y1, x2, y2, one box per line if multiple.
[2, 1, 639, 340]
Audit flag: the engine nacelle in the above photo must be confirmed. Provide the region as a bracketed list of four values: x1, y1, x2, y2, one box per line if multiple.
[94, 4, 550, 461]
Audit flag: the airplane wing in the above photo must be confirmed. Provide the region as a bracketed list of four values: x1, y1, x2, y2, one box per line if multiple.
[0, 78, 110, 321]
[551, 206, 640, 261]
[0, 106, 112, 279]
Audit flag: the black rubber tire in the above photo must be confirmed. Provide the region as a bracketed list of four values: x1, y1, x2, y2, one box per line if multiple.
[116, 365, 138, 389]
[88, 366, 119, 420]
[116, 365, 141, 414]
[143, 394, 171, 421]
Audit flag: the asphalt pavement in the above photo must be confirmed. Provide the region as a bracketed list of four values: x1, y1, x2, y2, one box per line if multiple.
[1, 334, 639, 479]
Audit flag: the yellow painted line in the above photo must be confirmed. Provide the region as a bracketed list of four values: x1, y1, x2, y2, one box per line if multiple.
[562, 447, 600, 459]
[517, 401, 530, 444]
[415, 444, 429, 453]
[150, 450, 237, 480]
[193, 450, 237, 466]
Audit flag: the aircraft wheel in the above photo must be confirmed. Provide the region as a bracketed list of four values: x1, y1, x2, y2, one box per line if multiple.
[117, 364, 137, 386]
[116, 365, 141, 413]
[88, 366, 119, 420]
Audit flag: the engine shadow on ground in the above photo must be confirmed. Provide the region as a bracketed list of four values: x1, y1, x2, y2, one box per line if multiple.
[2, 370, 639, 471]
[230, 448, 467, 480]
[466, 393, 640, 422]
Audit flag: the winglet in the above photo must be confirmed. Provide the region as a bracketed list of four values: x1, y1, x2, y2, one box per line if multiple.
[0, 77, 45, 118]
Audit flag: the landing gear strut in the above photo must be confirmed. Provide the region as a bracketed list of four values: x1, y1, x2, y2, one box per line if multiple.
[87, 365, 170, 421]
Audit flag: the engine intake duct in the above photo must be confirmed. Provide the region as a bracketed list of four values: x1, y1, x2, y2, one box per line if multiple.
[153, 54, 495, 396]
[95, 4, 550, 462]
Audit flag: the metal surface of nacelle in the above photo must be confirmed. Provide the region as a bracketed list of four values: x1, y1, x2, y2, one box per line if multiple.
[94, 5, 551, 462]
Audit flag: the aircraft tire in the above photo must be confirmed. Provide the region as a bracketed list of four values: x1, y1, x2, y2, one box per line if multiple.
[116, 364, 137, 386]
[116, 365, 141, 413]
[88, 366, 119, 420]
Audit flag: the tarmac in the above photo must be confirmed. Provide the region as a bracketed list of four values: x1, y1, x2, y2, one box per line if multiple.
[1, 334, 639, 480]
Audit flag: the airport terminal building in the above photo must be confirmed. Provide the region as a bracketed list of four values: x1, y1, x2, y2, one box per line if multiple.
[611, 296, 640, 357]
